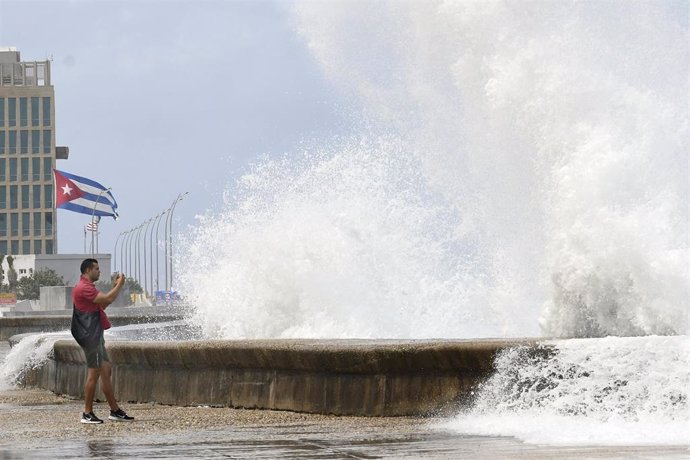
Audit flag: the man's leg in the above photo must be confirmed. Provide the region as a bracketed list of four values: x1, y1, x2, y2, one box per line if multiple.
[99, 360, 119, 411]
[84, 367, 101, 413]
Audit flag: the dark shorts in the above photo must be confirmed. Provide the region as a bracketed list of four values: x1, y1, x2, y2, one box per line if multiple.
[81, 334, 110, 368]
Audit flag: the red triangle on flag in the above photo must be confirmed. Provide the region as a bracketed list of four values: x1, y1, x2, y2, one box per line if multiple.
[54, 170, 84, 207]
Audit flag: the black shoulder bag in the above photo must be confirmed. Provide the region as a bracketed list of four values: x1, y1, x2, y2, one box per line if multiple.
[70, 304, 103, 348]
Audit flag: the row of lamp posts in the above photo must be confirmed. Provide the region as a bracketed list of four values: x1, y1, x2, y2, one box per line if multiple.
[113, 192, 188, 298]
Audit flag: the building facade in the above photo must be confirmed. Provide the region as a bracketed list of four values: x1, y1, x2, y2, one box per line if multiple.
[0, 47, 68, 256]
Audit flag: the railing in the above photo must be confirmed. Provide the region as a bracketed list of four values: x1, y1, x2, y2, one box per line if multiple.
[0, 61, 50, 87]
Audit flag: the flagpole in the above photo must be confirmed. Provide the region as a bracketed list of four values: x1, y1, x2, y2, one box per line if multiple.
[90, 187, 111, 257]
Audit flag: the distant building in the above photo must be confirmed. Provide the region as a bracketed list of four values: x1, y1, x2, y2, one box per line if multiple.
[1, 253, 112, 287]
[0, 46, 69, 256]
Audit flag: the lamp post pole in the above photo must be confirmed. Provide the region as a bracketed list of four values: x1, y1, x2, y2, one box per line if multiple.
[140, 217, 153, 297]
[154, 210, 167, 294]
[127, 225, 138, 279]
[120, 229, 131, 276]
[134, 223, 145, 287]
[149, 212, 163, 297]
[113, 231, 124, 272]
[165, 192, 188, 292]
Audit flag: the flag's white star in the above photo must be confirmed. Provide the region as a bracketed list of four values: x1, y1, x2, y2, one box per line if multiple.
[61, 183, 73, 196]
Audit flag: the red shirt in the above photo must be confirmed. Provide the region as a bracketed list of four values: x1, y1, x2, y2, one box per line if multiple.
[73, 275, 112, 330]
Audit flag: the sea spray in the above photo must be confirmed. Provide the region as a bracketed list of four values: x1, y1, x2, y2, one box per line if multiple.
[294, 1, 689, 338]
[179, 1, 687, 339]
[0, 332, 68, 390]
[440, 336, 690, 445]
[178, 138, 509, 339]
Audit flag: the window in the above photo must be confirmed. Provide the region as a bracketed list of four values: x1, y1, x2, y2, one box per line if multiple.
[43, 157, 52, 180]
[0, 214, 5, 236]
[34, 240, 42, 255]
[21, 184, 29, 208]
[19, 98, 27, 127]
[31, 97, 39, 126]
[22, 213, 29, 236]
[9, 131, 16, 154]
[0, 241, 6, 254]
[44, 184, 53, 207]
[19, 268, 26, 275]
[20, 158, 28, 181]
[21, 241, 30, 255]
[11, 240, 19, 254]
[32, 158, 40, 180]
[42, 129, 51, 154]
[45, 211, 52, 235]
[0, 186, 5, 209]
[45, 239, 53, 254]
[42, 97, 51, 126]
[10, 213, 18, 237]
[31, 130, 39, 154]
[9, 158, 16, 181]
[20, 130, 28, 154]
[8, 98, 16, 127]
[0, 97, 4, 126]
[0, 159, 3, 181]
[33, 185, 41, 208]
[0, 131, 4, 154]
[9, 185, 17, 208]
[33, 212, 41, 236]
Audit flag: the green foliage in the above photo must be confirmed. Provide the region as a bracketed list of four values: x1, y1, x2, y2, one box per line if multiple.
[0, 254, 5, 292]
[95, 275, 143, 306]
[16, 268, 66, 300]
[6, 255, 17, 292]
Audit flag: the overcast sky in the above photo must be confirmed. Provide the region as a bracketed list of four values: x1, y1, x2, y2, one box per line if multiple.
[0, 0, 354, 259]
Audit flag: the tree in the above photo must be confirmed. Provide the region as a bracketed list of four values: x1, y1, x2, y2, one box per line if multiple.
[96, 275, 143, 306]
[16, 268, 66, 300]
[6, 255, 18, 292]
[0, 255, 5, 292]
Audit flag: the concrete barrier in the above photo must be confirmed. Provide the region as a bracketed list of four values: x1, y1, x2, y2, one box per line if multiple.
[24, 338, 538, 416]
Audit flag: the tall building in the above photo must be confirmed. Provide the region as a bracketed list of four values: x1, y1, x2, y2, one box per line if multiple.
[0, 47, 68, 255]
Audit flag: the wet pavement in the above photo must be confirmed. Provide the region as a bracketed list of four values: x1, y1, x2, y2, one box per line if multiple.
[2, 343, 689, 459]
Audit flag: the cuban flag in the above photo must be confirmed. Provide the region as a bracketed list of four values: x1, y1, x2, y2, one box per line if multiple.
[54, 169, 119, 219]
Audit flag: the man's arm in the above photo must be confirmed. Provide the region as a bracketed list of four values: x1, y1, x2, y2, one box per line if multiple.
[93, 273, 126, 308]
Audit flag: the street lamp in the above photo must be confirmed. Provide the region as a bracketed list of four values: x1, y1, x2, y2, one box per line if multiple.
[120, 229, 130, 276]
[133, 222, 145, 287]
[127, 225, 138, 279]
[113, 231, 125, 272]
[149, 211, 165, 296]
[164, 192, 188, 291]
[153, 209, 167, 294]
[139, 217, 153, 296]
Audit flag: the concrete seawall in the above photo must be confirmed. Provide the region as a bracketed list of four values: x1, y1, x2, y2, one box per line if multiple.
[25, 338, 537, 416]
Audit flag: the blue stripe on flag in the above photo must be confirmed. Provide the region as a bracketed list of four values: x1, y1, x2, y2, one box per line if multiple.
[60, 201, 118, 218]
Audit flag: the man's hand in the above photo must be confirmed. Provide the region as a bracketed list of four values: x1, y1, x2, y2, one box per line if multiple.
[114, 273, 126, 287]
[95, 273, 126, 307]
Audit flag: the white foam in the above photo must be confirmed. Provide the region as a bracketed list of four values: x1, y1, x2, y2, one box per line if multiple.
[0, 332, 69, 390]
[440, 336, 690, 445]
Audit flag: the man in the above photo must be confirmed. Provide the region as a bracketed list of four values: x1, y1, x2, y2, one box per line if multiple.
[71, 258, 134, 424]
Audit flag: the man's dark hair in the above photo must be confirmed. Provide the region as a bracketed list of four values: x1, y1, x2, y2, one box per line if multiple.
[80, 258, 99, 274]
